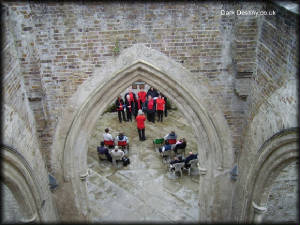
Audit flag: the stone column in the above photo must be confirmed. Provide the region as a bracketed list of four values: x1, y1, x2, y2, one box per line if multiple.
[252, 201, 267, 223]
[198, 165, 208, 222]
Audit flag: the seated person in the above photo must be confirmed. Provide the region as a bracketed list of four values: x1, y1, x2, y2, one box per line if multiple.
[159, 143, 172, 153]
[169, 156, 184, 171]
[184, 152, 198, 168]
[103, 128, 114, 147]
[97, 141, 112, 162]
[110, 146, 125, 165]
[164, 131, 177, 144]
[174, 138, 187, 154]
[115, 132, 129, 146]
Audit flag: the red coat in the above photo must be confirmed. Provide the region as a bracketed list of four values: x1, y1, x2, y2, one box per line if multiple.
[138, 91, 147, 103]
[156, 98, 165, 111]
[136, 115, 146, 129]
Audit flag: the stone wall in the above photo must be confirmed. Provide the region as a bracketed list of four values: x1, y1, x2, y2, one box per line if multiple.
[2, 1, 270, 168]
[2, 1, 298, 223]
[263, 161, 299, 223]
[2, 3, 58, 221]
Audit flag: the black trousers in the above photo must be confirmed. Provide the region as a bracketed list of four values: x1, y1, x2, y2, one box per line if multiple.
[147, 111, 155, 122]
[157, 110, 163, 122]
[126, 110, 132, 121]
[118, 110, 126, 122]
[137, 128, 145, 140]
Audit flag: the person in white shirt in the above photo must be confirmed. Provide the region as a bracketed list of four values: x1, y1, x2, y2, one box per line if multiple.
[103, 128, 114, 141]
[110, 146, 125, 166]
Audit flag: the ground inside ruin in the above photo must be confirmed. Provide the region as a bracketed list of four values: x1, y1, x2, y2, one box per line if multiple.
[87, 109, 199, 222]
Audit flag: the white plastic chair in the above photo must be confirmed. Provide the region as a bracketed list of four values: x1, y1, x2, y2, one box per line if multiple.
[172, 162, 185, 177]
[184, 159, 198, 176]
[161, 150, 172, 163]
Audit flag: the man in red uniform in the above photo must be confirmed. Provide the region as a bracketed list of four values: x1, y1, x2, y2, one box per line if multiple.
[137, 86, 147, 110]
[156, 94, 165, 122]
[136, 109, 146, 141]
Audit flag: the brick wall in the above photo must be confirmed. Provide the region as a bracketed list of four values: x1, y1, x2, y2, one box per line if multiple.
[2, 1, 298, 170]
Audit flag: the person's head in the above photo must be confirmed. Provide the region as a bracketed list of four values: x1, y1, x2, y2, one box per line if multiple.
[118, 95, 121, 99]
[140, 86, 144, 91]
[148, 95, 152, 100]
[119, 133, 124, 138]
[178, 155, 183, 161]
[173, 156, 178, 160]
[189, 151, 193, 155]
[170, 131, 175, 135]
[100, 141, 104, 146]
[138, 109, 143, 115]
[126, 95, 130, 100]
[182, 138, 186, 143]
[105, 128, 109, 133]
[128, 87, 132, 93]
[114, 146, 119, 151]
[150, 87, 154, 91]
[158, 94, 161, 99]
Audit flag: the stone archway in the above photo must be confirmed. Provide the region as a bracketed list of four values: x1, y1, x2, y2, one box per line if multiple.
[51, 44, 234, 221]
[243, 128, 299, 222]
[1, 145, 43, 222]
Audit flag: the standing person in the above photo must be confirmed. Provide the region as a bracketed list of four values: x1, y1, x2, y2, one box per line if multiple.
[161, 94, 168, 117]
[115, 95, 126, 123]
[147, 87, 158, 99]
[156, 94, 165, 122]
[125, 95, 133, 122]
[125, 88, 138, 119]
[138, 86, 147, 111]
[144, 95, 156, 123]
[136, 109, 146, 141]
[124, 88, 137, 104]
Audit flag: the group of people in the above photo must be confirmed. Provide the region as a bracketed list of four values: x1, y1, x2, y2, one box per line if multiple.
[159, 131, 187, 154]
[115, 86, 168, 124]
[97, 128, 130, 166]
[169, 152, 198, 171]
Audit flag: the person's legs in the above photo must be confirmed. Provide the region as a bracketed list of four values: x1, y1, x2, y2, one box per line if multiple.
[118, 111, 122, 122]
[142, 128, 145, 140]
[121, 110, 126, 121]
[137, 128, 142, 140]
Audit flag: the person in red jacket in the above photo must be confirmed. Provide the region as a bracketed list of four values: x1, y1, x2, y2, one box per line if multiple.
[137, 86, 147, 110]
[156, 94, 165, 122]
[136, 109, 146, 141]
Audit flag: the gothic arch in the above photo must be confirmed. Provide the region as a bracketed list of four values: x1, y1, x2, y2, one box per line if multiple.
[51, 44, 234, 221]
[1, 145, 43, 222]
[243, 128, 299, 222]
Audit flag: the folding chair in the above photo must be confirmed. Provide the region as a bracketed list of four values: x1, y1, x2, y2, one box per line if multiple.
[183, 159, 198, 176]
[104, 140, 115, 148]
[161, 149, 173, 164]
[153, 138, 164, 151]
[171, 162, 185, 177]
[118, 140, 129, 151]
[167, 139, 177, 145]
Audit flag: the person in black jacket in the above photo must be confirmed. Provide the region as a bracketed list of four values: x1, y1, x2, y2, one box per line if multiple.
[115, 95, 126, 123]
[161, 93, 168, 117]
[144, 95, 156, 123]
[184, 152, 198, 168]
[125, 95, 135, 122]
[147, 87, 158, 99]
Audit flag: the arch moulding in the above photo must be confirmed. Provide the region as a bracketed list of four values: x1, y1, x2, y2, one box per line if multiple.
[51, 44, 234, 221]
[242, 128, 299, 222]
[1, 145, 44, 222]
